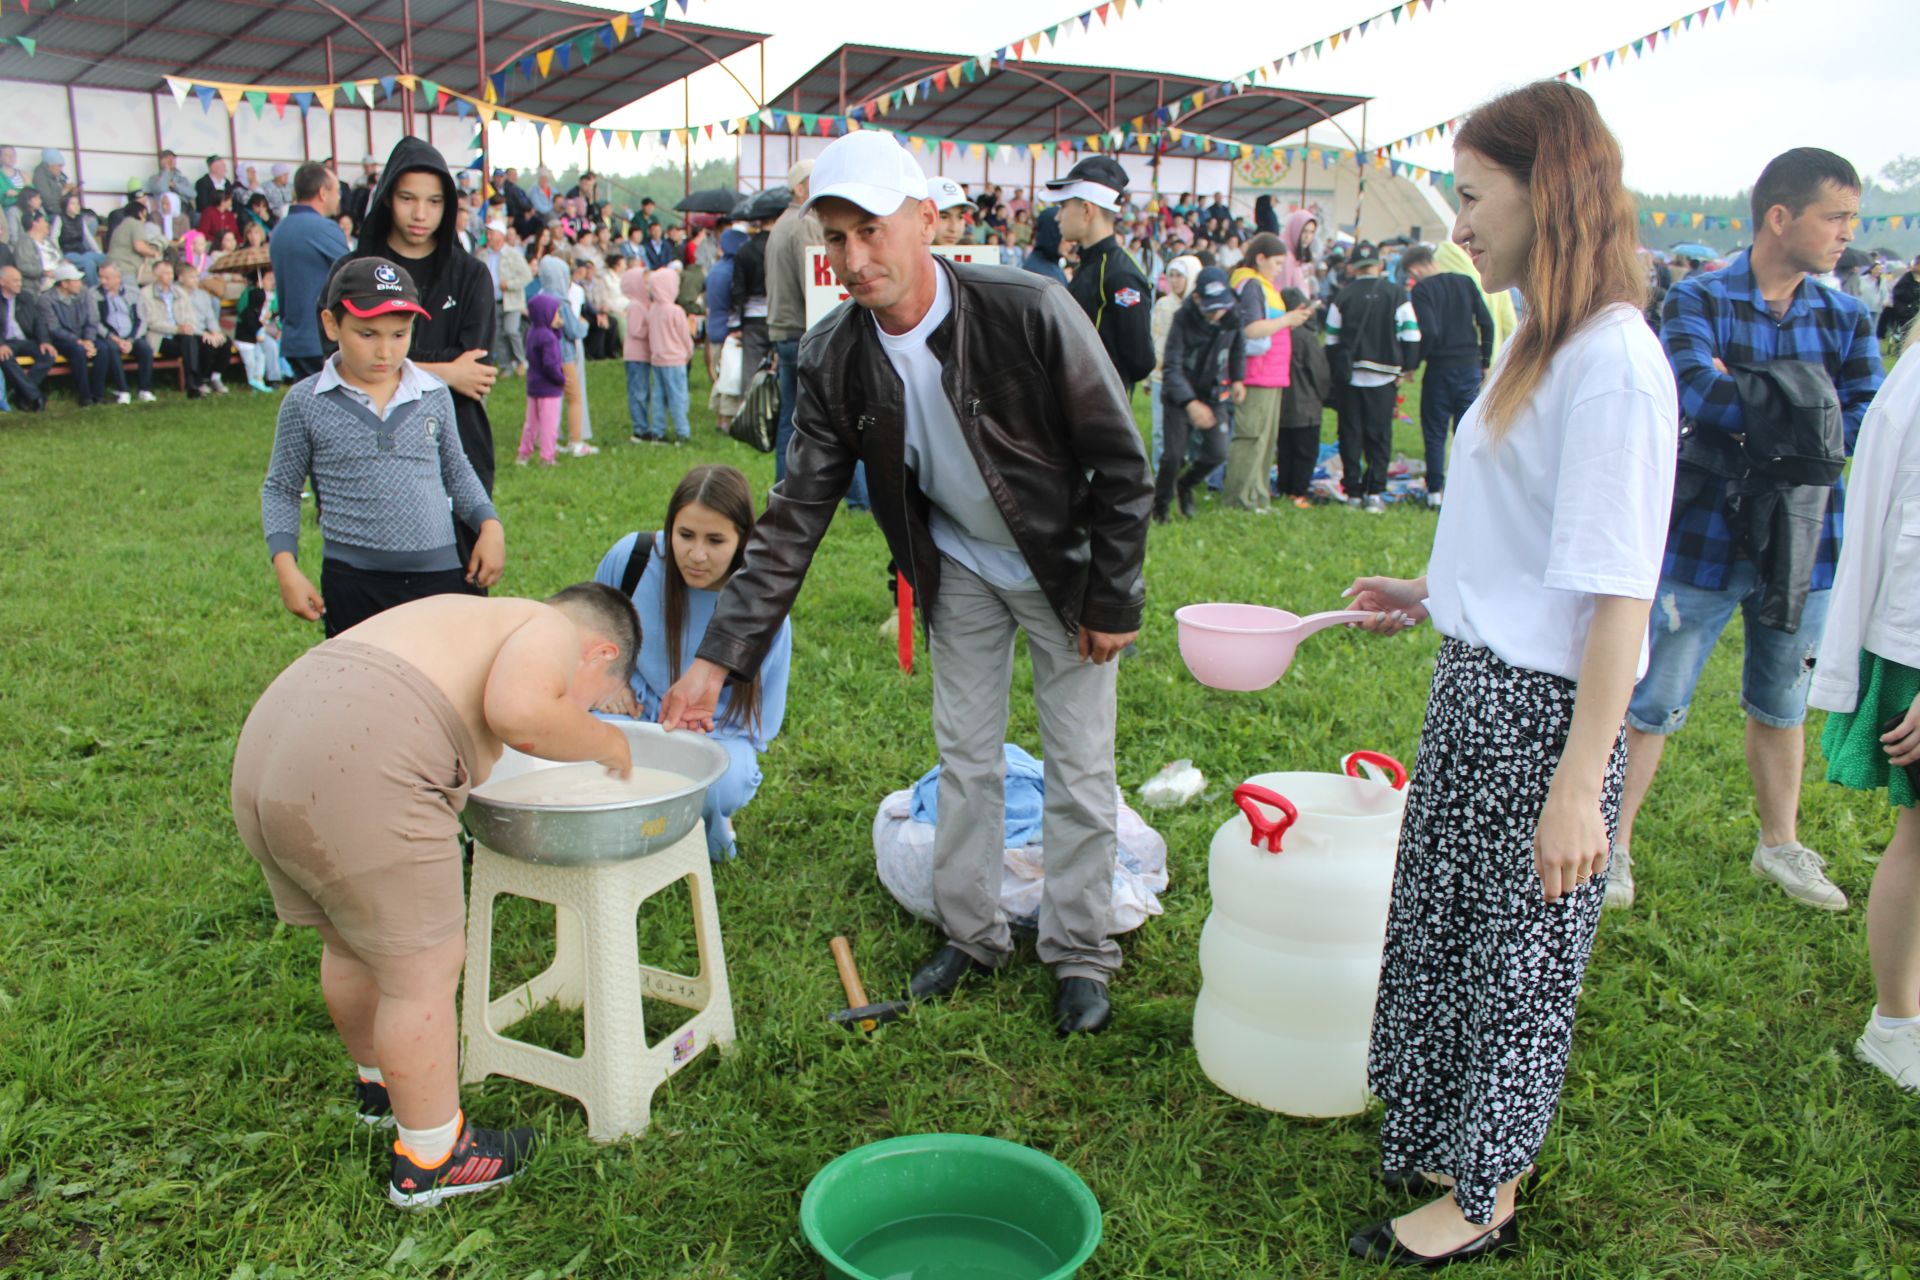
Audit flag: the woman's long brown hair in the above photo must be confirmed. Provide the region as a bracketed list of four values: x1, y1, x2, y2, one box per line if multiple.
[1455, 81, 1646, 440]
[662, 464, 763, 736]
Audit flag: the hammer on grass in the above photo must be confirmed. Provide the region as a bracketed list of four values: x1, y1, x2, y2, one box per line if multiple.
[828, 935, 910, 1034]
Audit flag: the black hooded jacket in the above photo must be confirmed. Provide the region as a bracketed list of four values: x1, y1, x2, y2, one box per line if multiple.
[344, 136, 497, 503]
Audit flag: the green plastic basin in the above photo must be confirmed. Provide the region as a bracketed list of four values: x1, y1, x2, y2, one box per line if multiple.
[799, 1134, 1102, 1280]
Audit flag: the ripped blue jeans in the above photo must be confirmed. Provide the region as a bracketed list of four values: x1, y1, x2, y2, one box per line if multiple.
[1626, 561, 1831, 734]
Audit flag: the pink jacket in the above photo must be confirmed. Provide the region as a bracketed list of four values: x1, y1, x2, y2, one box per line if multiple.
[621, 266, 652, 363]
[646, 266, 692, 367]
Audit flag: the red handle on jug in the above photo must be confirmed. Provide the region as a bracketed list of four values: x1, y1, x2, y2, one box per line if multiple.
[1234, 784, 1299, 854]
[1343, 750, 1408, 790]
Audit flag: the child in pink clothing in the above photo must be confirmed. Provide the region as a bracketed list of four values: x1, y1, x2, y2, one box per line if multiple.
[646, 265, 693, 442]
[622, 265, 656, 441]
[516, 294, 566, 465]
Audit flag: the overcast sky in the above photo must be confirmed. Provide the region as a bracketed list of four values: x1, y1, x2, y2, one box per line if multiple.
[526, 0, 1906, 196]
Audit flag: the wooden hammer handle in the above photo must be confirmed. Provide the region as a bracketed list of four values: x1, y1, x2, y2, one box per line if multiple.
[829, 935, 870, 1009]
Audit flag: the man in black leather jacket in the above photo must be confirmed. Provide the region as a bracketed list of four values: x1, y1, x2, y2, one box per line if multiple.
[662, 131, 1152, 1037]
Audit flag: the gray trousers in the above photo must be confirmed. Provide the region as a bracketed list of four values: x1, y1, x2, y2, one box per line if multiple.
[497, 303, 526, 371]
[929, 556, 1122, 982]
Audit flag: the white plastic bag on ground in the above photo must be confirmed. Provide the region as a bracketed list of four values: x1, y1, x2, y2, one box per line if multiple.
[1138, 759, 1205, 808]
[872, 787, 1170, 934]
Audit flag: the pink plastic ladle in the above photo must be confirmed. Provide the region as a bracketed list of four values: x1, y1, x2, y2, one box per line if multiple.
[1174, 603, 1375, 691]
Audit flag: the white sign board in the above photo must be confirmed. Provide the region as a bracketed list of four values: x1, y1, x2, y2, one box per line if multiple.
[804, 244, 989, 331]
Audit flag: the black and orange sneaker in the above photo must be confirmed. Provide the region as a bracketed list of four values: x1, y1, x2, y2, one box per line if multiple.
[387, 1114, 536, 1210]
[355, 1077, 394, 1129]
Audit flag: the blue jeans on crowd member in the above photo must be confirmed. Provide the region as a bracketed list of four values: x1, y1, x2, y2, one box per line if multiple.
[625, 360, 656, 438]
[773, 338, 800, 483]
[704, 736, 764, 861]
[1626, 559, 1833, 734]
[774, 335, 868, 507]
[651, 362, 691, 441]
[64, 251, 110, 288]
[1418, 361, 1482, 495]
[1149, 377, 1165, 470]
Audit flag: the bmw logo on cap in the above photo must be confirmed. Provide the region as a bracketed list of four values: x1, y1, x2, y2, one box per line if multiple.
[374, 263, 401, 290]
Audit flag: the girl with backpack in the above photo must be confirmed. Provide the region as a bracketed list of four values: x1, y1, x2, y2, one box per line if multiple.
[592, 464, 792, 861]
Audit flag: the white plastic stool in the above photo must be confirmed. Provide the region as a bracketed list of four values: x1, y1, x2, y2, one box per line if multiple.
[460, 825, 736, 1143]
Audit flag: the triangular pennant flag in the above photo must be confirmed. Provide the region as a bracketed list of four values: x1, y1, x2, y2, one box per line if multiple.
[487, 74, 504, 103]
[652, 0, 667, 20]
[452, 97, 471, 119]
[547, 119, 564, 142]
[612, 14, 630, 41]
[519, 56, 537, 80]
[1097, 3, 1111, 23]
[1330, 32, 1342, 49]
[421, 79, 441, 107]
[946, 66, 961, 88]
[340, 80, 359, 105]
[166, 76, 192, 108]
[379, 75, 397, 100]
[1360, 19, 1371, 34]
[194, 84, 218, 112]
[536, 49, 555, 77]
[563, 123, 580, 143]
[267, 90, 290, 118]
[577, 35, 594, 65]
[218, 84, 246, 114]
[293, 90, 315, 115]
[313, 85, 334, 112]
[555, 43, 571, 72]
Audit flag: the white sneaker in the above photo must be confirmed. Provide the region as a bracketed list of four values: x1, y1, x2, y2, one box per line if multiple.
[211, 374, 229, 394]
[136, 390, 157, 403]
[113, 391, 131, 405]
[570, 442, 599, 458]
[1426, 490, 1444, 509]
[1363, 495, 1387, 515]
[1855, 1016, 1920, 1093]
[1604, 846, 1634, 909]
[1751, 840, 1848, 910]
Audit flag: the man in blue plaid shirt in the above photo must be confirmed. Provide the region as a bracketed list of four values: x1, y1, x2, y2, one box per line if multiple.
[1609, 149, 1884, 913]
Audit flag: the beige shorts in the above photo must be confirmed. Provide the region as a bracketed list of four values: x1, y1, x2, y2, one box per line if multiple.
[231, 639, 478, 957]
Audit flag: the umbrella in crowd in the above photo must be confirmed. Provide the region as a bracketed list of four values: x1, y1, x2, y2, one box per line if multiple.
[209, 244, 272, 277]
[743, 186, 790, 223]
[1667, 242, 1718, 260]
[676, 188, 742, 215]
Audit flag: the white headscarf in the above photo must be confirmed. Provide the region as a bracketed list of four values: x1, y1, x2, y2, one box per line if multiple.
[1165, 254, 1203, 298]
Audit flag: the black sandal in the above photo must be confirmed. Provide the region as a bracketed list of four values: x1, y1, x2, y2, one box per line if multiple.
[1347, 1214, 1520, 1267]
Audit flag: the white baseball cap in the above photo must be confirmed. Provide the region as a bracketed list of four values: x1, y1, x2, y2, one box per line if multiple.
[803, 131, 929, 218]
[928, 176, 971, 212]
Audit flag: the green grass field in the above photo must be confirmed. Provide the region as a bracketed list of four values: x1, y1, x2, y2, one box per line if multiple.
[2, 354, 1915, 1279]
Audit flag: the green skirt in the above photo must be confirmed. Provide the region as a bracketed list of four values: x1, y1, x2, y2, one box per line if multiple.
[1822, 649, 1920, 808]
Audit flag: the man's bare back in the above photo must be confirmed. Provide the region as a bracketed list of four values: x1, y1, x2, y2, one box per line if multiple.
[341, 595, 583, 784]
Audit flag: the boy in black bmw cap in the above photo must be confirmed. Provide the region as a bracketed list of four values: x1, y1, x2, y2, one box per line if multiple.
[1046, 156, 1155, 392]
[260, 255, 505, 637]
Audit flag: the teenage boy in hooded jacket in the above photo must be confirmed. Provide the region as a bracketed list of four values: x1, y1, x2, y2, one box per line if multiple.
[340, 136, 499, 583]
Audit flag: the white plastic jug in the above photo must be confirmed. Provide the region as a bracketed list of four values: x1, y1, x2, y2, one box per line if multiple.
[1192, 751, 1408, 1118]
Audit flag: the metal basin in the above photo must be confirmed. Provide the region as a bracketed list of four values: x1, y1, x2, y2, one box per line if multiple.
[462, 719, 728, 865]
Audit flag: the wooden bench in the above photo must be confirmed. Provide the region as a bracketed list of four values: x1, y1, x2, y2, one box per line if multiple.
[18, 351, 191, 394]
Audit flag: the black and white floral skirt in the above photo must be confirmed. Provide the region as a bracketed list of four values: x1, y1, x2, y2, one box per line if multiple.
[1368, 638, 1625, 1225]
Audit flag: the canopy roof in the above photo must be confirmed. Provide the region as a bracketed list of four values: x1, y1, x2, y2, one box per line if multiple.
[0, 0, 766, 122]
[768, 43, 1369, 146]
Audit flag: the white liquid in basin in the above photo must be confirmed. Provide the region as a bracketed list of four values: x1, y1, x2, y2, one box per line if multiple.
[477, 763, 688, 807]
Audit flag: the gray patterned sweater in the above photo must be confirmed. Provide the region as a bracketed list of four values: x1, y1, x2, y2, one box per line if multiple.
[261, 373, 498, 572]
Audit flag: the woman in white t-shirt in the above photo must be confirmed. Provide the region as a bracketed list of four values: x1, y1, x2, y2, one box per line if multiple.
[1341, 81, 1678, 1266]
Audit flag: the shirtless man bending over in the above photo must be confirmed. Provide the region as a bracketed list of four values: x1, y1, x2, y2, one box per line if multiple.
[230, 585, 638, 1209]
